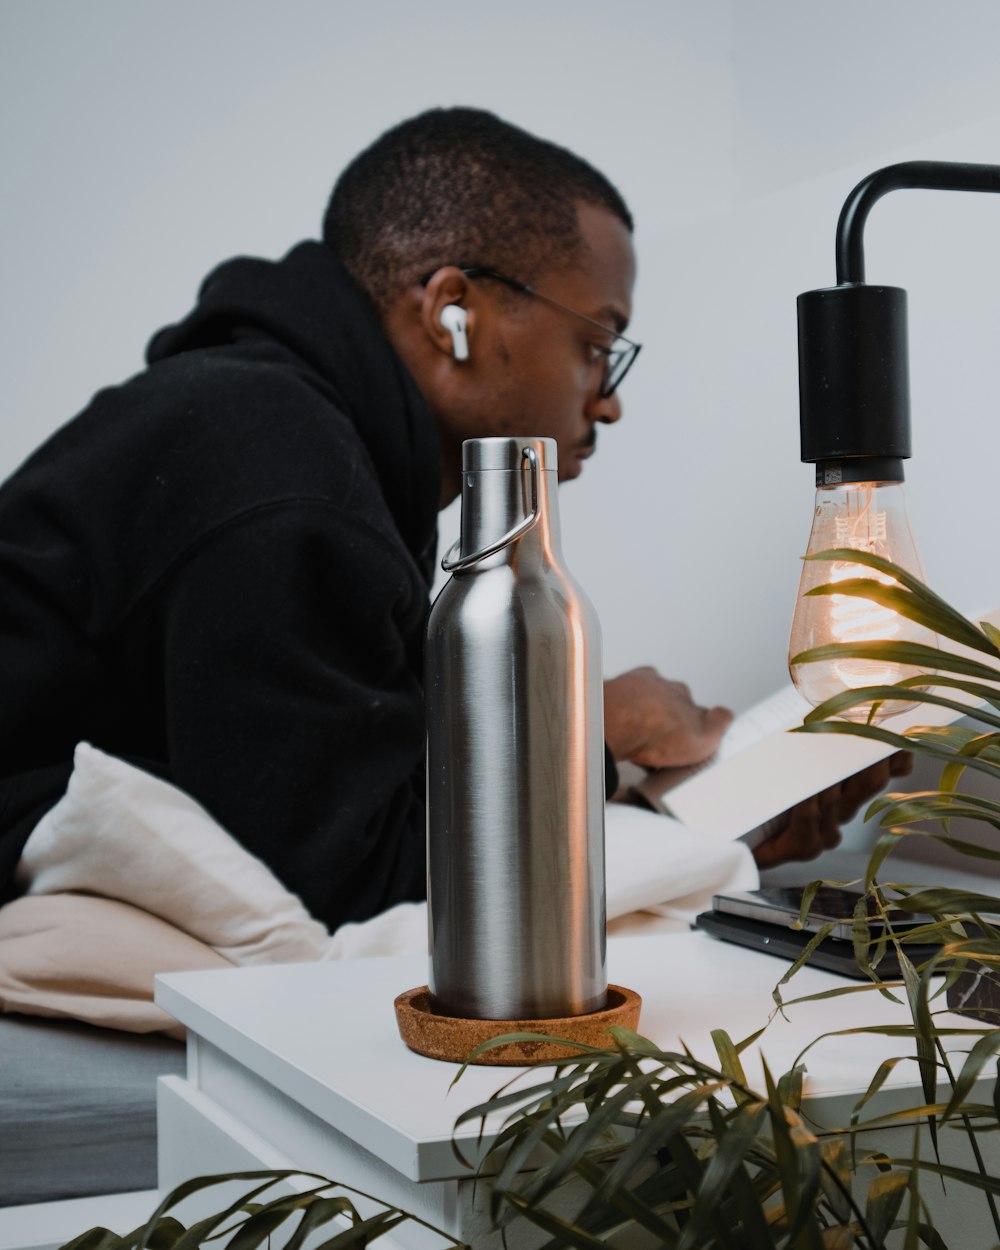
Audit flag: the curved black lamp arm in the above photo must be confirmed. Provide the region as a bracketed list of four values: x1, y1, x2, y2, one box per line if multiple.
[798, 160, 1000, 479]
[836, 161, 1000, 283]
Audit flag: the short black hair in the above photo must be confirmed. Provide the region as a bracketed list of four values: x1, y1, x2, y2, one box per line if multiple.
[323, 107, 633, 312]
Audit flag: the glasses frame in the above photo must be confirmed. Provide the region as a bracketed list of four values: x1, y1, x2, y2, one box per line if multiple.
[422, 265, 641, 398]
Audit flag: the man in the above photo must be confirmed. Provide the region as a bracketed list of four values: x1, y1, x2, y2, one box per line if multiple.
[0, 108, 895, 929]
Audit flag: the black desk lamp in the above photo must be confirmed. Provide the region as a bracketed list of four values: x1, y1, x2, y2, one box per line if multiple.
[788, 161, 1000, 718]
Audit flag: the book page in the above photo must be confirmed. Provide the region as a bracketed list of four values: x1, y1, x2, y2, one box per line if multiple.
[634, 604, 1000, 841]
[714, 685, 813, 761]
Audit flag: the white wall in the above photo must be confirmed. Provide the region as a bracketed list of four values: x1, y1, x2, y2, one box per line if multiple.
[3, 0, 999, 717]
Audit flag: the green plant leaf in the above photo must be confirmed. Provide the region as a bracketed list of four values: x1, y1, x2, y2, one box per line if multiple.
[771, 920, 845, 1013]
[454, 1065, 584, 1121]
[108, 1172, 468, 1250]
[882, 1158, 1000, 1196]
[792, 637, 1000, 682]
[154, 1177, 311, 1250]
[913, 723, 1000, 750]
[994, 1059, 1000, 1124]
[779, 983, 905, 1015]
[805, 674, 1000, 729]
[981, 620, 1000, 652]
[451, 1066, 590, 1162]
[127, 1217, 189, 1250]
[574, 1177, 685, 1248]
[866, 830, 906, 886]
[912, 1222, 951, 1250]
[796, 719, 1000, 783]
[58, 1231, 135, 1250]
[819, 1138, 852, 1225]
[894, 673, 1000, 718]
[128, 1171, 325, 1250]
[889, 829, 1000, 869]
[865, 1167, 910, 1245]
[309, 1209, 408, 1249]
[802, 684, 1000, 732]
[458, 1030, 605, 1068]
[268, 1196, 362, 1250]
[712, 1029, 752, 1104]
[503, 1072, 665, 1208]
[901, 1127, 923, 1250]
[223, 1199, 315, 1250]
[894, 950, 940, 1162]
[606, 1025, 664, 1055]
[870, 797, 1000, 835]
[941, 732, 1000, 795]
[804, 575, 997, 657]
[519, 1125, 698, 1245]
[674, 1102, 769, 1250]
[851, 1055, 908, 1126]
[797, 879, 824, 926]
[896, 888, 1000, 917]
[801, 549, 1000, 657]
[593, 1084, 726, 1203]
[940, 1031, 1000, 1123]
[496, 1187, 627, 1250]
[868, 788, 1000, 822]
[756, 1061, 828, 1247]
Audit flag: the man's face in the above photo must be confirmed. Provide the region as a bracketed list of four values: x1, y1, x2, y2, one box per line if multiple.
[463, 203, 636, 481]
[400, 202, 637, 497]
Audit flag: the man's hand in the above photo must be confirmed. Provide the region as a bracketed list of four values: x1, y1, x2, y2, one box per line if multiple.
[751, 753, 914, 870]
[604, 666, 733, 770]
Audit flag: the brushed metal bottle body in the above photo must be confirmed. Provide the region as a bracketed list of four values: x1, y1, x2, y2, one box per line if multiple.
[426, 437, 607, 1020]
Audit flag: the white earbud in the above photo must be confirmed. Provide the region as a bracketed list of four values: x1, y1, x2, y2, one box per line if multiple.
[440, 304, 469, 361]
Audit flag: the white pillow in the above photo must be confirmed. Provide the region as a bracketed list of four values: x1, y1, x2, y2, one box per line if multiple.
[18, 742, 335, 965]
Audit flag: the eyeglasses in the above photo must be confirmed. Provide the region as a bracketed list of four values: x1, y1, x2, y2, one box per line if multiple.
[423, 266, 642, 398]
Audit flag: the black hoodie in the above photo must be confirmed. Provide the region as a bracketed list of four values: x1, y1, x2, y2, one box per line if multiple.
[0, 242, 440, 928]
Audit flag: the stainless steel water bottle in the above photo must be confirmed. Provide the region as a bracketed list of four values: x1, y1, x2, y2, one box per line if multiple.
[425, 436, 607, 1020]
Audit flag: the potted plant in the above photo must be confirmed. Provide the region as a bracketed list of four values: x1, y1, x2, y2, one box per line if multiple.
[446, 552, 1000, 1247]
[60, 552, 1000, 1250]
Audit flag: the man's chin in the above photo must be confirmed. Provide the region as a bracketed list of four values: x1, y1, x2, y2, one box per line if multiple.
[558, 454, 586, 483]
[554, 433, 596, 482]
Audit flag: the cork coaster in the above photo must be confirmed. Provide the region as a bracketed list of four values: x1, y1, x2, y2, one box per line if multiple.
[394, 984, 642, 1065]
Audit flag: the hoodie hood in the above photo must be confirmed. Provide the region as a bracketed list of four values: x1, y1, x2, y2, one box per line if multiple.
[147, 241, 440, 572]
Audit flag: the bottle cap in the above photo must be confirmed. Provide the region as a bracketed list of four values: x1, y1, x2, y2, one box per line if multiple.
[462, 437, 557, 473]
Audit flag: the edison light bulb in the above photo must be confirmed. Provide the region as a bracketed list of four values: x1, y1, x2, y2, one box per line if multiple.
[788, 479, 934, 720]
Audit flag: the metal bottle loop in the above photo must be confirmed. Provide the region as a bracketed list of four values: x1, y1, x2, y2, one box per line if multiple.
[440, 446, 539, 573]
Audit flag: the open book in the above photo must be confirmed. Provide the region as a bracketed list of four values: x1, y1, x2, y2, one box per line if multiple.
[634, 605, 1000, 843]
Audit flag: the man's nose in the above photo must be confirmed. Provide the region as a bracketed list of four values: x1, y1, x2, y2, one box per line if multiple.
[590, 388, 623, 424]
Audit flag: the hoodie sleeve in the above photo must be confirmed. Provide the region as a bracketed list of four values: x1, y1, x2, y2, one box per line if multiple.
[158, 498, 429, 930]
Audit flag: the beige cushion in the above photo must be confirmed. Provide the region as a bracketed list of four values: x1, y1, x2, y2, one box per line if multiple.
[0, 893, 232, 1038]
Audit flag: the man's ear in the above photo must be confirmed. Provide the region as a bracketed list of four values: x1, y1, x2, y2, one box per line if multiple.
[420, 267, 475, 360]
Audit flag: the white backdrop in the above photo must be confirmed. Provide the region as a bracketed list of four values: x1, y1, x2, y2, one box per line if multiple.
[3, 0, 999, 718]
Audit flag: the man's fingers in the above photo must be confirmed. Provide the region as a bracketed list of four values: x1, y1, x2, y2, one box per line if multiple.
[818, 786, 843, 850]
[678, 704, 733, 762]
[752, 755, 907, 871]
[838, 764, 886, 822]
[702, 705, 735, 738]
[752, 790, 841, 870]
[604, 668, 733, 769]
[890, 751, 914, 777]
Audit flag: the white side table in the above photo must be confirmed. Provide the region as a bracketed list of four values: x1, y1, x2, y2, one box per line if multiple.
[155, 932, 997, 1248]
